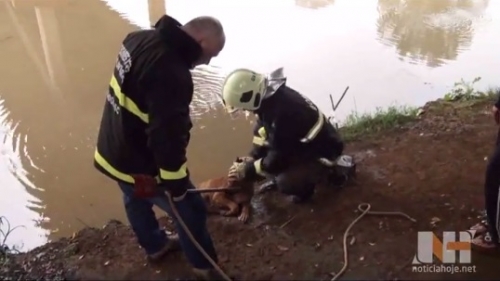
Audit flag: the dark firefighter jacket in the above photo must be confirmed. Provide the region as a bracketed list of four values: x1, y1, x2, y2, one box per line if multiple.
[244, 84, 345, 179]
[94, 15, 200, 190]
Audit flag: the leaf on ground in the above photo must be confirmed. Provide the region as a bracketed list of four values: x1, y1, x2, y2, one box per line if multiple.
[349, 236, 356, 245]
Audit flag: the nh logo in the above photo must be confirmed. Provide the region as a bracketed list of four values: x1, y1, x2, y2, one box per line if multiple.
[413, 231, 475, 264]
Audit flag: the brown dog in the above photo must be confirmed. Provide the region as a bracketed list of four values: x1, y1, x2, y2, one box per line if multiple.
[197, 157, 255, 223]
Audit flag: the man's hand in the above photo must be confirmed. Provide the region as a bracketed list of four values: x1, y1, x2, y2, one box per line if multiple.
[493, 106, 500, 125]
[132, 174, 161, 198]
[228, 161, 247, 181]
[131, 174, 188, 201]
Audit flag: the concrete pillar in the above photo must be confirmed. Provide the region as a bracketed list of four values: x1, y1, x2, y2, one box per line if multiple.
[35, 6, 67, 92]
[148, 0, 166, 27]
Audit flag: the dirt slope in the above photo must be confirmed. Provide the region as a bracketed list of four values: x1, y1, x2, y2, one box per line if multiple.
[2, 98, 500, 280]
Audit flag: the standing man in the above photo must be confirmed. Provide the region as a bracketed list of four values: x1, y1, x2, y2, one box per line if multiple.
[470, 90, 500, 252]
[93, 15, 226, 280]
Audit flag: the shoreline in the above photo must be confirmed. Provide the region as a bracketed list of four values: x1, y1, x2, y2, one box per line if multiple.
[2, 80, 500, 280]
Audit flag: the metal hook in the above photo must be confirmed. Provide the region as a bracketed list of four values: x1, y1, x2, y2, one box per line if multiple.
[328, 86, 350, 128]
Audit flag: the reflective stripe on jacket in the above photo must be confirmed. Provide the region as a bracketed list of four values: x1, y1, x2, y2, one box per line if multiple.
[94, 15, 200, 185]
[247, 85, 344, 177]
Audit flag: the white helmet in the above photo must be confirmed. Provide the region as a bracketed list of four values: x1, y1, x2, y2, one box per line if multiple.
[221, 68, 267, 112]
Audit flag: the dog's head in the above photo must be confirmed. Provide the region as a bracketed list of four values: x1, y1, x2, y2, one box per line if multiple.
[226, 177, 254, 195]
[234, 156, 253, 164]
[226, 156, 255, 191]
[227, 156, 253, 185]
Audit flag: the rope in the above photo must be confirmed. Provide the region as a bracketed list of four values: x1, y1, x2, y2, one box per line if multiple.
[330, 203, 417, 281]
[187, 187, 240, 194]
[165, 192, 232, 281]
[166, 195, 415, 281]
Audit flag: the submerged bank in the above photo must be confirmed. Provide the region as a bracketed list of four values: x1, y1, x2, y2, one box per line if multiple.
[2, 84, 500, 280]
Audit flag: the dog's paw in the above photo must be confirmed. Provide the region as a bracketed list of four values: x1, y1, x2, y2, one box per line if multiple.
[238, 213, 249, 223]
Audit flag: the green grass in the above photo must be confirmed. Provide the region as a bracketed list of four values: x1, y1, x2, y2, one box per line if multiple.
[443, 77, 498, 102]
[338, 77, 499, 142]
[339, 105, 419, 141]
[0, 216, 23, 263]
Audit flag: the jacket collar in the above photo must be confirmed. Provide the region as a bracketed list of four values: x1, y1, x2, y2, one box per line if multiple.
[154, 15, 202, 67]
[255, 84, 284, 115]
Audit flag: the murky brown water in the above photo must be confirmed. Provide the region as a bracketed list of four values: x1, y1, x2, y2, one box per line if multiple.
[0, 0, 498, 250]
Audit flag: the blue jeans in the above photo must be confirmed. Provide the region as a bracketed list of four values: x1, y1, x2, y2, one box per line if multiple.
[118, 181, 218, 269]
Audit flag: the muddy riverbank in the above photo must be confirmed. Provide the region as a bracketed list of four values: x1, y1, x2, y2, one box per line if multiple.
[3, 0, 500, 247]
[2, 94, 500, 280]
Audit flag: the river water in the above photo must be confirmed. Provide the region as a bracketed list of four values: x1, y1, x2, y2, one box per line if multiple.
[0, 0, 498, 251]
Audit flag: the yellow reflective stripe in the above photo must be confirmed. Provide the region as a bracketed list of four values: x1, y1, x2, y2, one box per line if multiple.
[258, 127, 267, 138]
[95, 149, 135, 183]
[94, 149, 152, 184]
[254, 127, 269, 146]
[94, 150, 160, 183]
[159, 162, 188, 180]
[253, 158, 267, 177]
[253, 136, 265, 146]
[109, 75, 149, 123]
[300, 110, 325, 143]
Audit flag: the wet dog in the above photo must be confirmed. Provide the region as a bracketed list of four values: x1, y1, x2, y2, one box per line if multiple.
[197, 157, 255, 223]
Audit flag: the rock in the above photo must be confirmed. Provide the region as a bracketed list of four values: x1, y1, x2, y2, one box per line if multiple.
[64, 244, 79, 256]
[277, 245, 289, 251]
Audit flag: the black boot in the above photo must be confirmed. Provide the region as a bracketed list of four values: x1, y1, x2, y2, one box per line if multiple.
[290, 186, 315, 204]
[257, 178, 277, 194]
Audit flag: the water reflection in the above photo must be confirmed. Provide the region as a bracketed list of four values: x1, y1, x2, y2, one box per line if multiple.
[376, 0, 489, 67]
[35, 6, 68, 97]
[1, 0, 133, 248]
[148, 0, 166, 26]
[191, 65, 227, 119]
[4, 1, 65, 101]
[0, 97, 48, 250]
[295, 0, 335, 9]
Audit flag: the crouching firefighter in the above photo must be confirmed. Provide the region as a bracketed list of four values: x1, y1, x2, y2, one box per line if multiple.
[223, 68, 346, 204]
[93, 15, 228, 280]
